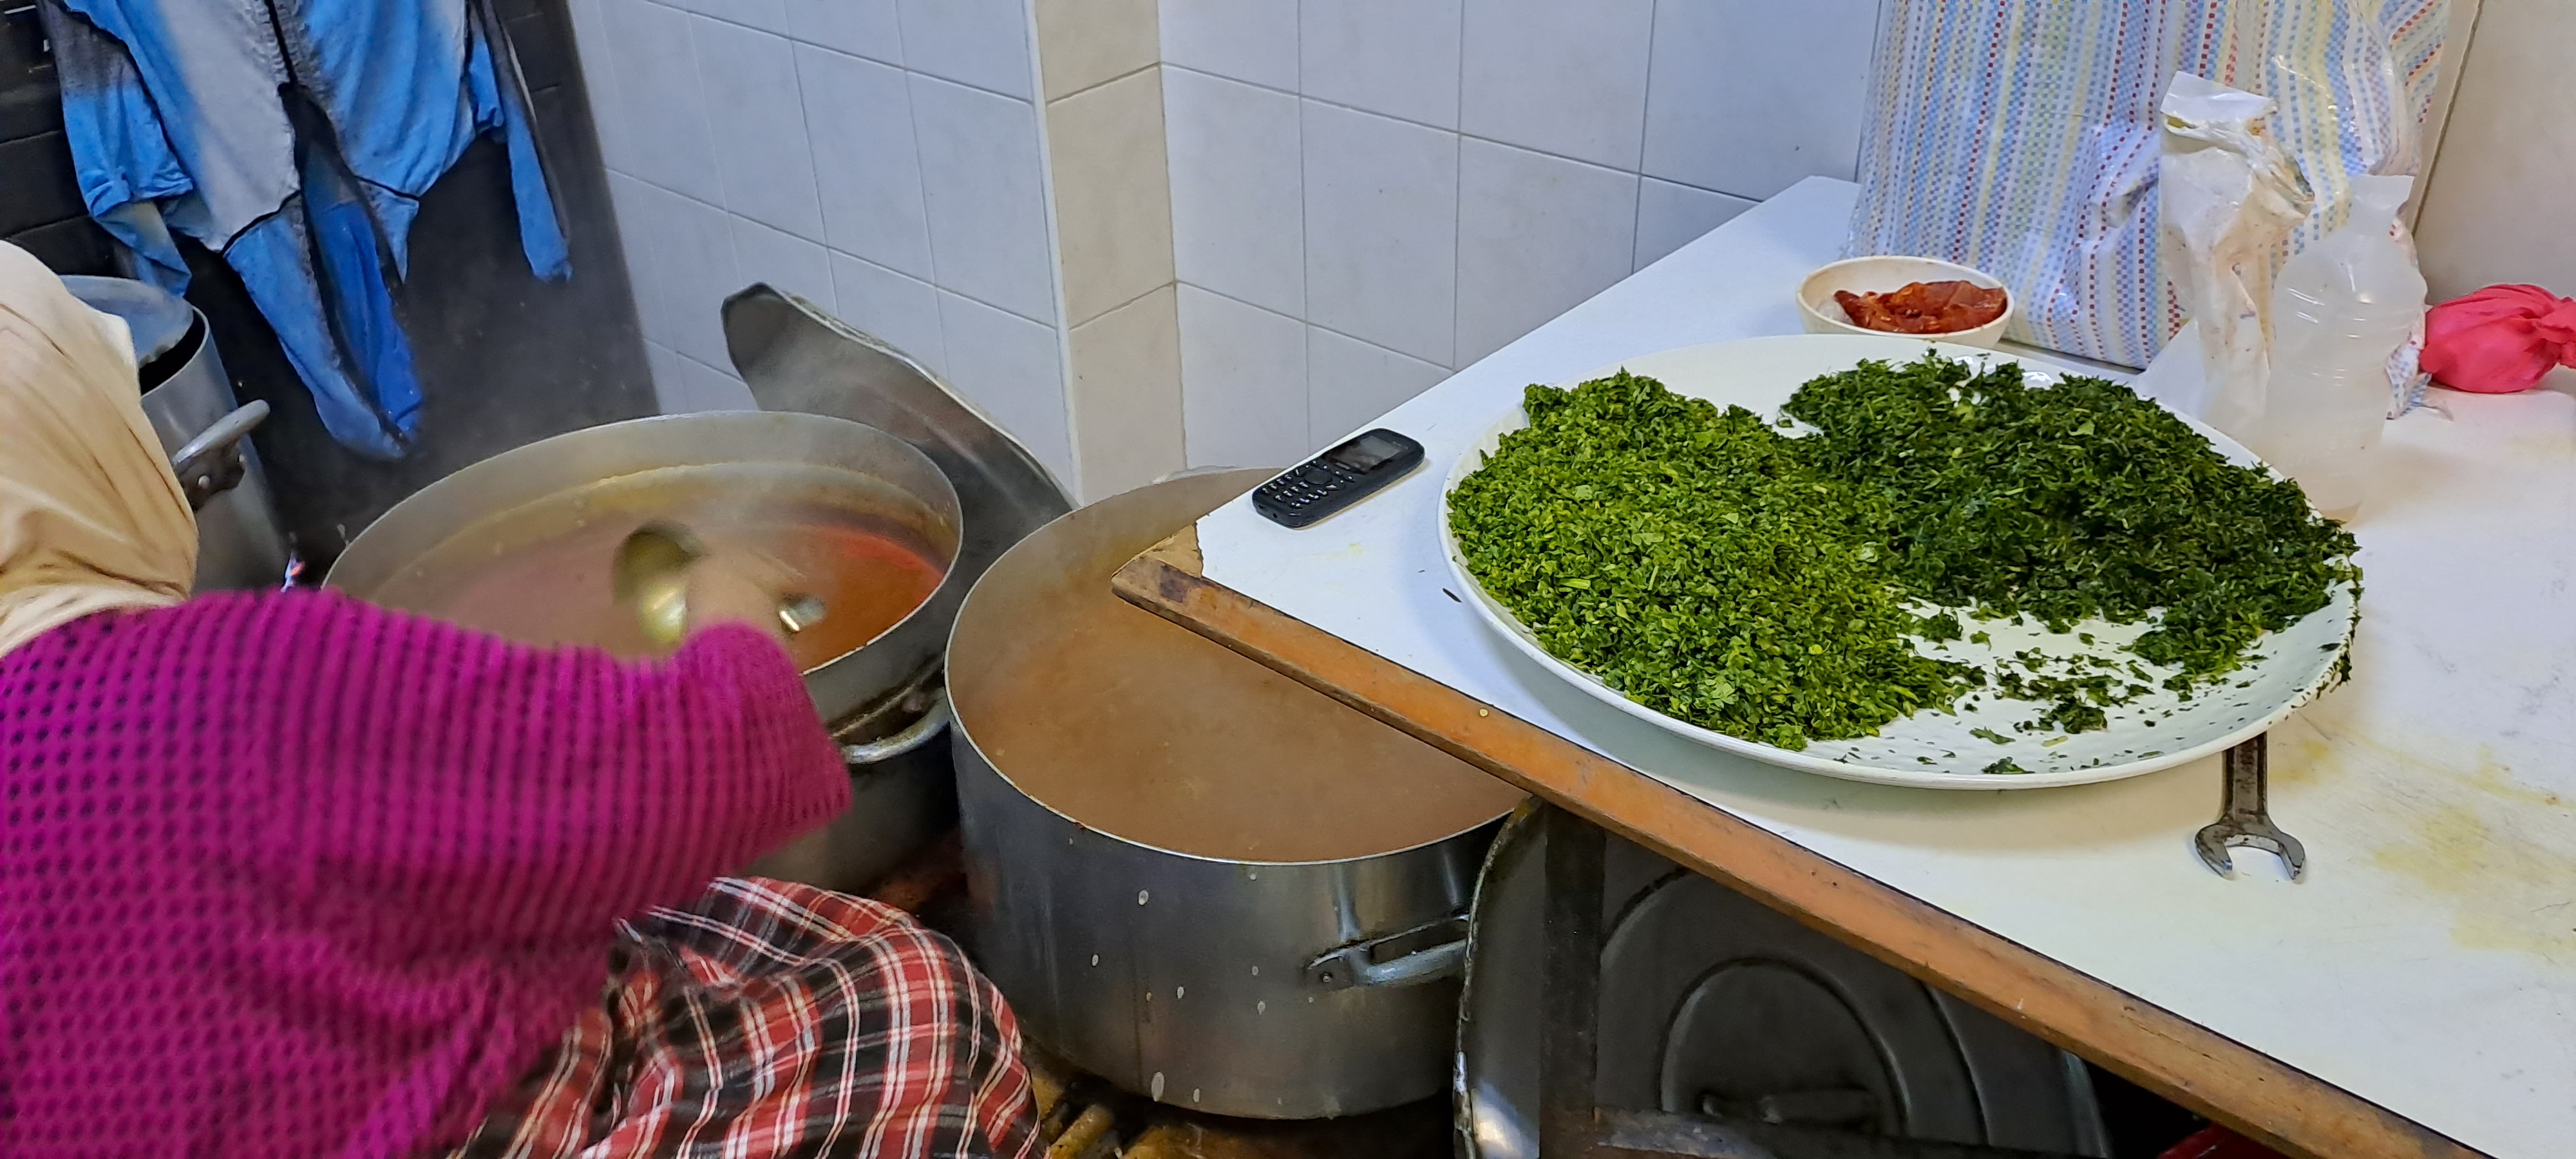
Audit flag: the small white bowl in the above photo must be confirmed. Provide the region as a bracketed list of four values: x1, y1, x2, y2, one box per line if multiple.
[1796, 255, 2014, 348]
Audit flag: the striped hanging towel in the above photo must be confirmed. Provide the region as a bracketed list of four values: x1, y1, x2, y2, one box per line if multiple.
[1844, 0, 2450, 368]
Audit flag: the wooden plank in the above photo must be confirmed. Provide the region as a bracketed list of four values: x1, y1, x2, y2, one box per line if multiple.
[1139, 521, 1202, 576]
[1110, 541, 2483, 1159]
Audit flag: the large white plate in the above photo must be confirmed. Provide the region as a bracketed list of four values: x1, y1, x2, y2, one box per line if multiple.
[1438, 334, 2358, 789]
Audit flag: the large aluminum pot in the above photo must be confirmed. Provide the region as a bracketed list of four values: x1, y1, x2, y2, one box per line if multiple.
[63, 276, 290, 591]
[326, 411, 963, 726]
[1459, 807, 2110, 1158]
[951, 469, 1525, 1120]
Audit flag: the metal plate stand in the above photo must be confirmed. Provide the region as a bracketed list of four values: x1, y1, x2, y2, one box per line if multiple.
[1535, 807, 2086, 1159]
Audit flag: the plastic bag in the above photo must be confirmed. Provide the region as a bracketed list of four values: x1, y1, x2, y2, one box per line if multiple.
[2421, 285, 2576, 394]
[1846, 0, 2452, 369]
[2156, 74, 2311, 437]
[2144, 74, 2427, 522]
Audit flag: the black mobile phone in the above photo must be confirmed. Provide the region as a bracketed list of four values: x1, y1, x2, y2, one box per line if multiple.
[1252, 428, 1426, 529]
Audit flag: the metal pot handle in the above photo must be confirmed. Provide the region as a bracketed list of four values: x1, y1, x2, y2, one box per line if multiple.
[1305, 912, 1470, 990]
[169, 400, 270, 511]
[841, 688, 951, 766]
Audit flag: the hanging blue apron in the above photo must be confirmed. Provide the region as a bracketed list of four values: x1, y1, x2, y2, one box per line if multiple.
[39, 0, 570, 458]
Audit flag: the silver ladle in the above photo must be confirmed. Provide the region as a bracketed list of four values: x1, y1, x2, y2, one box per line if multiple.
[612, 522, 826, 647]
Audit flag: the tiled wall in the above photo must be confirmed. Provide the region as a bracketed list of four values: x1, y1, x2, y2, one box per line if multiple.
[7, 0, 658, 560]
[1033, 0, 1186, 500]
[569, 0, 1884, 491]
[565, 0, 1082, 485]
[2415, 0, 2575, 306]
[1160, 0, 1884, 469]
[2, 5, 126, 275]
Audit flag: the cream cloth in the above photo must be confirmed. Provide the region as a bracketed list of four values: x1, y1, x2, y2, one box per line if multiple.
[0, 241, 195, 658]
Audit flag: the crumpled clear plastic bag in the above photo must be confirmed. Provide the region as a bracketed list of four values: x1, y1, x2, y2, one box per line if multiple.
[2152, 73, 2312, 433]
[2135, 75, 2427, 521]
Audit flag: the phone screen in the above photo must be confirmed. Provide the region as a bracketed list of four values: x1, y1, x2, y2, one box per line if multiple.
[1325, 431, 1408, 472]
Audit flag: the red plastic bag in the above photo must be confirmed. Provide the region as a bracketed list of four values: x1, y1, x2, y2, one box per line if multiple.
[2420, 285, 2576, 394]
[2157, 1125, 2286, 1159]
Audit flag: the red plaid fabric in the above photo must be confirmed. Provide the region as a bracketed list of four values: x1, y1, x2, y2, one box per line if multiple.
[444, 878, 1040, 1159]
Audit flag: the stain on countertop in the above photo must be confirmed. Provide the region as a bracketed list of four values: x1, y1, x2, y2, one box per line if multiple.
[2285, 728, 2576, 964]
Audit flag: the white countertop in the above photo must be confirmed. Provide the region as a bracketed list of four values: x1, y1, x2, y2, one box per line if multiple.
[1189, 177, 2576, 1158]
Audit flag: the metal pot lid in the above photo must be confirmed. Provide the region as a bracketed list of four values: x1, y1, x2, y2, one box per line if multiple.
[1457, 807, 2110, 1159]
[61, 275, 198, 376]
[723, 285, 1073, 608]
[947, 469, 1526, 865]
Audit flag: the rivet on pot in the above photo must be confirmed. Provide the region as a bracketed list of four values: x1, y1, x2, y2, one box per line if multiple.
[1176, 986, 1186, 998]
[1090, 954, 1100, 966]
[1137, 890, 1150, 905]
[1152, 1072, 1166, 1100]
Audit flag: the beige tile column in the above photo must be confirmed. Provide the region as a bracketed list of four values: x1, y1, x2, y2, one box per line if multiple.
[1036, 0, 1186, 499]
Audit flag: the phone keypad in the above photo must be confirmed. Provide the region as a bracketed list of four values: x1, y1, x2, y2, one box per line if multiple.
[1266, 462, 1361, 512]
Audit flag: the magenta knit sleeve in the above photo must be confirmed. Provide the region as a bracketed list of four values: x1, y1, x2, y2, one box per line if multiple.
[0, 591, 855, 1158]
[247, 591, 851, 943]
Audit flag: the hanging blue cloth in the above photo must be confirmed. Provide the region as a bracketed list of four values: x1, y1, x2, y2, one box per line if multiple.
[37, 0, 571, 459]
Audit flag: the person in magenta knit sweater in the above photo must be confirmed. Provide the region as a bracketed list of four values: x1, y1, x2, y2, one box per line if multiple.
[0, 244, 1039, 1157]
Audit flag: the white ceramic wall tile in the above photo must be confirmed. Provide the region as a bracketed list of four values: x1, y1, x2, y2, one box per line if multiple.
[799, 46, 935, 279]
[2413, 0, 2576, 302]
[1454, 139, 1638, 365]
[1641, 0, 1879, 200]
[829, 252, 949, 374]
[1069, 284, 1187, 499]
[1047, 68, 1174, 326]
[911, 75, 1059, 325]
[938, 290, 1075, 484]
[645, 340, 687, 413]
[693, 17, 827, 240]
[1159, 0, 1296, 91]
[894, 0, 1036, 100]
[1302, 101, 1459, 366]
[564, 0, 635, 173]
[628, 184, 745, 368]
[732, 215, 838, 312]
[1459, 0, 1653, 170]
[1164, 68, 1302, 318]
[1633, 177, 1755, 271]
[1036, 0, 1158, 101]
[1177, 285, 1309, 468]
[600, 0, 725, 204]
[674, 352, 759, 411]
[605, 172, 679, 352]
[1300, 0, 1463, 130]
[674, 0, 787, 35]
[1306, 326, 1446, 446]
[785, 0, 901, 64]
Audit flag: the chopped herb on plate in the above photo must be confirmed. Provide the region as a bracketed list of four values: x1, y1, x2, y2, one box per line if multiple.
[1444, 353, 2358, 755]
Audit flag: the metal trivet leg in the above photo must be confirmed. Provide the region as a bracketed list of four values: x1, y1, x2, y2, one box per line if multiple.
[1533, 806, 2088, 1159]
